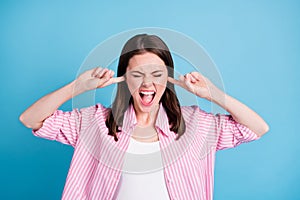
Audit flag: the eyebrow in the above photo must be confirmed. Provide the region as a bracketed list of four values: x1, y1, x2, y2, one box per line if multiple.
[130, 70, 164, 74]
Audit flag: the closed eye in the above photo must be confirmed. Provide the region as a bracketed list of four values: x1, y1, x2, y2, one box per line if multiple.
[132, 75, 142, 78]
[153, 74, 162, 77]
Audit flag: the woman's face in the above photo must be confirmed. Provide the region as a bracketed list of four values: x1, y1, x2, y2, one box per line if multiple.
[126, 52, 168, 113]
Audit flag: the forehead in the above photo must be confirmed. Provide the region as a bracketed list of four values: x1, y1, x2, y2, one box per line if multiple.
[127, 52, 166, 72]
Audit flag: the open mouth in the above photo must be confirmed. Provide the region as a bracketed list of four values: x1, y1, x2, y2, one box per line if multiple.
[139, 90, 156, 106]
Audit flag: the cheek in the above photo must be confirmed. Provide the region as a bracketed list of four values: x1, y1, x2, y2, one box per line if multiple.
[155, 77, 167, 95]
[156, 85, 166, 95]
[153, 75, 168, 87]
[154, 75, 168, 98]
[126, 78, 142, 94]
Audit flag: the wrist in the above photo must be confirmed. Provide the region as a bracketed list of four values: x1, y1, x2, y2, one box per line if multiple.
[208, 85, 226, 105]
[69, 80, 85, 97]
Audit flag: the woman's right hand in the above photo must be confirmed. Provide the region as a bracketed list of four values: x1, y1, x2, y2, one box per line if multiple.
[75, 67, 125, 94]
[20, 67, 125, 130]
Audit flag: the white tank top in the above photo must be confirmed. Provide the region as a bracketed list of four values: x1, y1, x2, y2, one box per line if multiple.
[114, 137, 170, 200]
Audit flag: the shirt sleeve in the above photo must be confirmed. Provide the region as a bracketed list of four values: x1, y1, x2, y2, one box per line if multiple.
[32, 104, 110, 147]
[32, 109, 82, 147]
[213, 113, 261, 151]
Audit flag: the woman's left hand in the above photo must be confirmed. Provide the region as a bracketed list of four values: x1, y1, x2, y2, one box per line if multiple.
[169, 71, 269, 137]
[168, 72, 219, 101]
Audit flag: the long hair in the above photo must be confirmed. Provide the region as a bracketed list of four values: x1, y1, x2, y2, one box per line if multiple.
[105, 34, 185, 141]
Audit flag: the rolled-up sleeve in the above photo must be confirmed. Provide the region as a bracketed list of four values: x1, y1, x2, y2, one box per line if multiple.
[214, 113, 261, 151]
[32, 109, 81, 147]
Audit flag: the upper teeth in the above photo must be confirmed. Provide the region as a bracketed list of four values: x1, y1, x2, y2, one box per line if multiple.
[140, 91, 155, 95]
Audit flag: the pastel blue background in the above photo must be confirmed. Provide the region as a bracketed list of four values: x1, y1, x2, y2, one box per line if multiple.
[1, 1, 299, 199]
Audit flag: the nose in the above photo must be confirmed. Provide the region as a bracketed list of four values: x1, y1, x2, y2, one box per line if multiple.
[141, 76, 153, 87]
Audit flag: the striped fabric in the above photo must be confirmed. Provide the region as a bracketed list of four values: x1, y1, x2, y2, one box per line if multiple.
[32, 103, 260, 200]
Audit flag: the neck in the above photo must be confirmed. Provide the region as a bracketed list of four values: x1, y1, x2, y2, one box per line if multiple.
[134, 104, 160, 127]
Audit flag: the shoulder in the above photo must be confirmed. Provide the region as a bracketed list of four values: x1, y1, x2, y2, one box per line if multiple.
[79, 103, 110, 113]
[181, 105, 215, 119]
[79, 103, 111, 120]
[180, 105, 220, 128]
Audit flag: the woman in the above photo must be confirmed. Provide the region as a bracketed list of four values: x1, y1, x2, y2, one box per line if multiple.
[19, 34, 269, 200]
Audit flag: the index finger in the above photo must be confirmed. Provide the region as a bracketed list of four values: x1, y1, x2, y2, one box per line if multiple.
[111, 76, 125, 83]
[168, 76, 181, 86]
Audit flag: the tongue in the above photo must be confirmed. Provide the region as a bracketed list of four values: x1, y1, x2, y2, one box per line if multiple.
[142, 94, 153, 104]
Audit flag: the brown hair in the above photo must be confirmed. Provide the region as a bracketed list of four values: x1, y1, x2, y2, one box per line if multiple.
[105, 34, 185, 141]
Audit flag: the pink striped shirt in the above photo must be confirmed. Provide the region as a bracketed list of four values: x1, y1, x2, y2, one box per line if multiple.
[32, 103, 260, 200]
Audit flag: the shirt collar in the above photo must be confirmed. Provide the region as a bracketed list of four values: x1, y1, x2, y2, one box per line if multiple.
[122, 103, 171, 137]
[121, 104, 137, 133]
